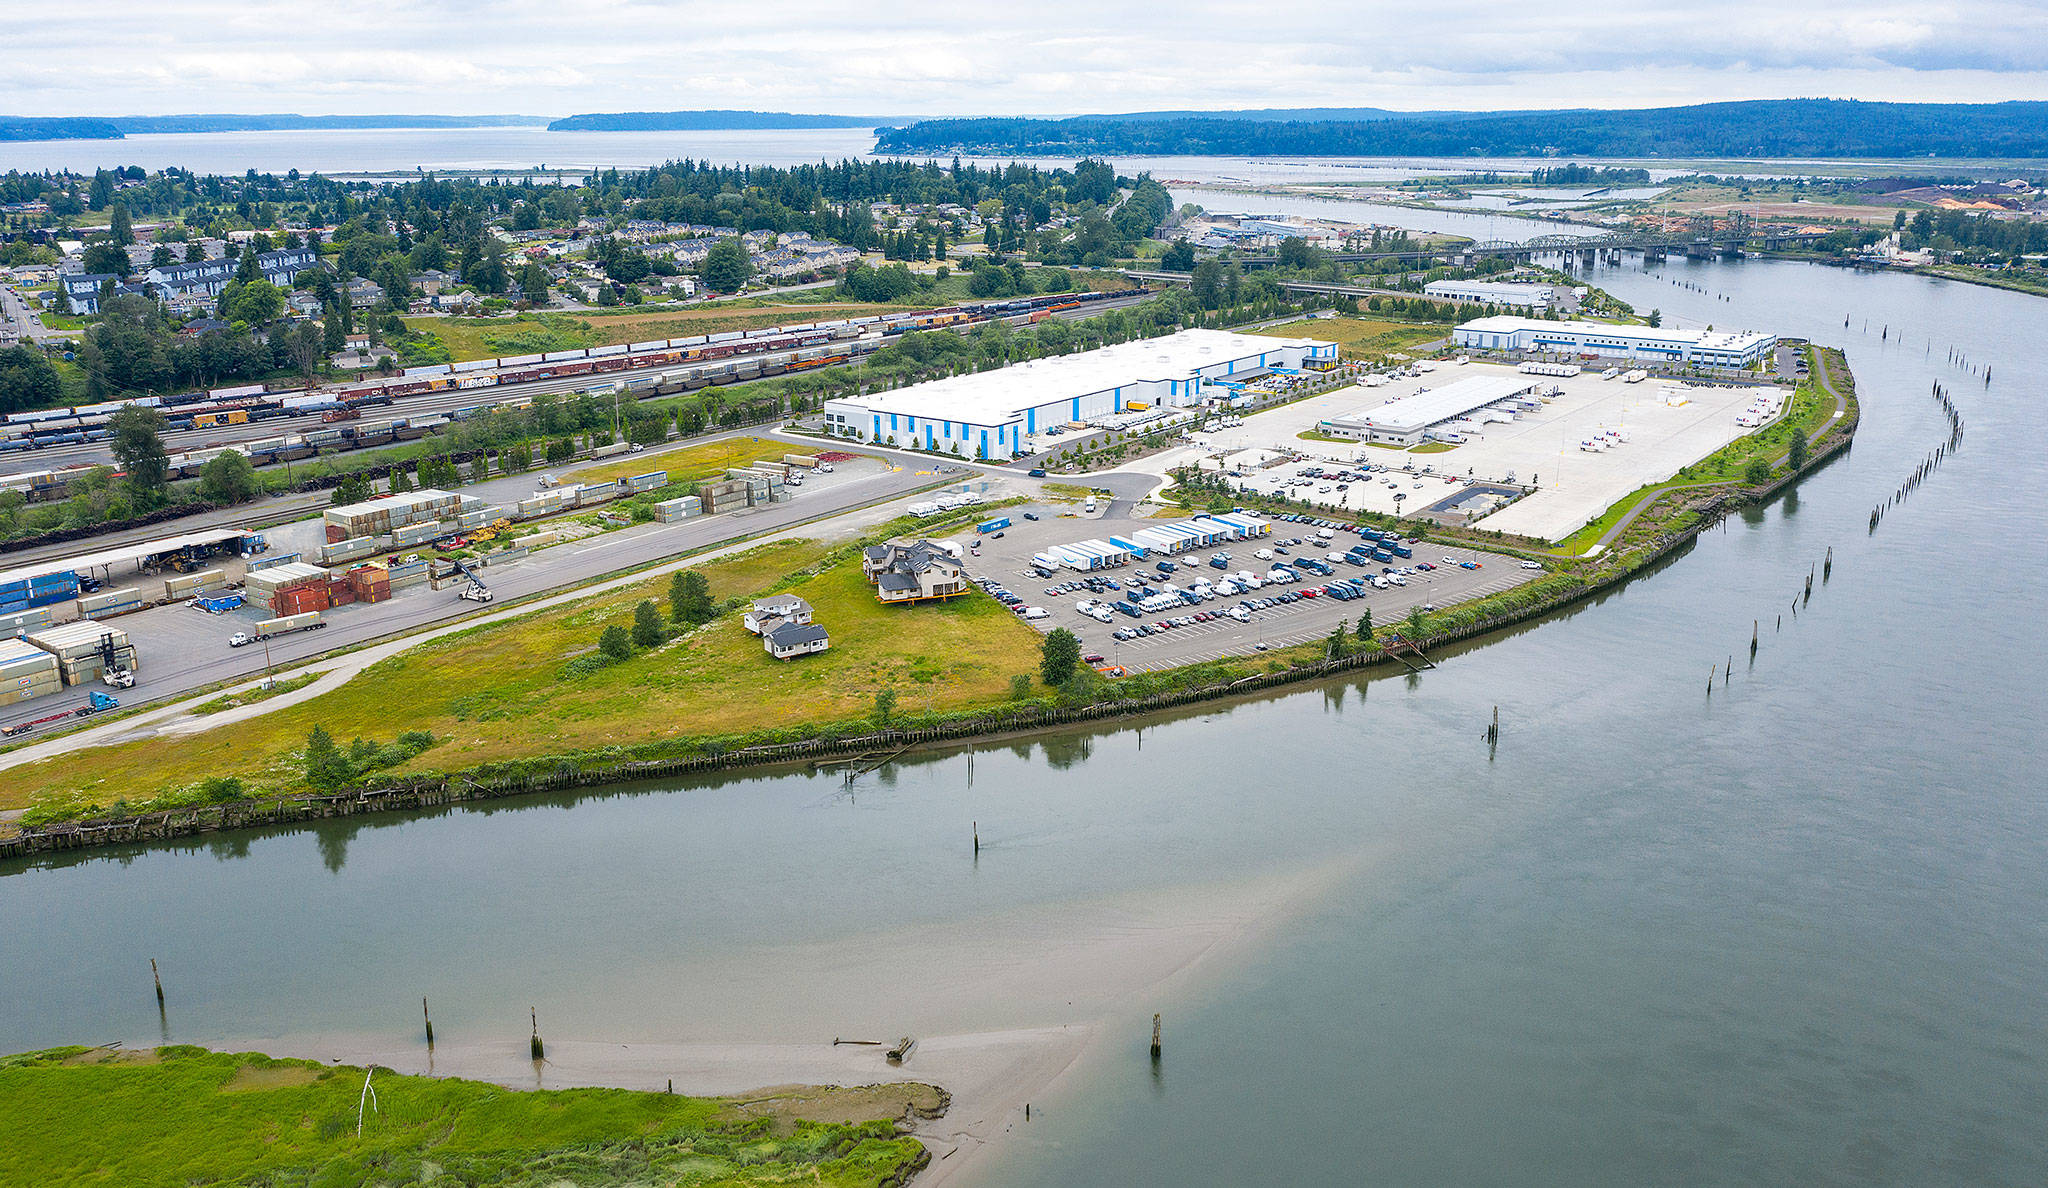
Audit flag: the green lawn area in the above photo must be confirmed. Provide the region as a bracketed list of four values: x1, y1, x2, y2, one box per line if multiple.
[1247, 316, 1443, 360]
[1552, 483, 1661, 555]
[0, 1046, 931, 1188]
[563, 436, 816, 488]
[9, 529, 1044, 818]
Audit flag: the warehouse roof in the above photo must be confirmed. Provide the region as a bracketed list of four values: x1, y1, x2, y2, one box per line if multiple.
[0, 527, 250, 591]
[1328, 376, 1541, 436]
[829, 328, 1329, 424]
[1457, 316, 1773, 354]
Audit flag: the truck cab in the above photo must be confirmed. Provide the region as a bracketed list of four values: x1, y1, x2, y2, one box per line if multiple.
[228, 632, 252, 648]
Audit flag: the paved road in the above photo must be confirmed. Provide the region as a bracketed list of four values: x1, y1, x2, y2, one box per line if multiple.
[0, 462, 939, 734]
[0, 284, 59, 346]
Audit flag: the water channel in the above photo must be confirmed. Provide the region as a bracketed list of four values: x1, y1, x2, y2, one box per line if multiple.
[4, 225, 2044, 1184]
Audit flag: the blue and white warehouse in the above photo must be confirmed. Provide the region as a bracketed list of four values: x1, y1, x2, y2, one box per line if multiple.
[821, 329, 1337, 461]
[1454, 316, 1776, 369]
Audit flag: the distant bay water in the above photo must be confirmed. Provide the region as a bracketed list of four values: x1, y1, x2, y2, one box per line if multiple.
[0, 124, 1805, 186]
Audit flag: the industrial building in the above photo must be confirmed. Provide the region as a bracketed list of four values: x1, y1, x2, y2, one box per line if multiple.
[1319, 376, 1546, 446]
[1454, 316, 1777, 369]
[1423, 279, 1576, 311]
[821, 329, 1338, 462]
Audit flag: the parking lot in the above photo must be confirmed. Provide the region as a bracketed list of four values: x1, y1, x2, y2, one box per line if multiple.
[1189, 360, 1785, 541]
[961, 504, 1537, 672]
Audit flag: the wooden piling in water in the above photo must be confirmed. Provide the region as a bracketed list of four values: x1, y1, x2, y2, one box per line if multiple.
[1151, 1013, 1162, 1060]
[530, 1008, 544, 1061]
[152, 958, 164, 1007]
[973, 821, 979, 857]
[423, 997, 434, 1047]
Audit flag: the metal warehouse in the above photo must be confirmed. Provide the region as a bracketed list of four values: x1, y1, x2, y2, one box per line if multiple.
[1423, 280, 1573, 310]
[1454, 316, 1777, 369]
[821, 329, 1337, 462]
[1320, 376, 1545, 446]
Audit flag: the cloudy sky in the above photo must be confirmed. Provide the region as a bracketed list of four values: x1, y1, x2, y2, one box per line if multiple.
[8, 0, 2048, 117]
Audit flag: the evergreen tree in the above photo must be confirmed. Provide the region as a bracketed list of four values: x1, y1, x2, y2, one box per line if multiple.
[631, 599, 665, 647]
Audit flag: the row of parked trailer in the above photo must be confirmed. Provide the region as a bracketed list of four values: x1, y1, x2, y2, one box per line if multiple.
[0, 289, 1147, 458]
[1029, 512, 1273, 577]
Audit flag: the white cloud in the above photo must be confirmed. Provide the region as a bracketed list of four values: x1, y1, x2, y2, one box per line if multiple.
[2, 0, 2044, 116]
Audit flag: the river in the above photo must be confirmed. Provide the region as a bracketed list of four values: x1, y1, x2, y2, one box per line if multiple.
[3, 238, 2045, 1182]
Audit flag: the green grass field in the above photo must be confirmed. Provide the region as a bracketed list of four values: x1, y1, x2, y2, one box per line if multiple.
[1247, 316, 1444, 360]
[0, 1046, 931, 1188]
[9, 528, 1044, 820]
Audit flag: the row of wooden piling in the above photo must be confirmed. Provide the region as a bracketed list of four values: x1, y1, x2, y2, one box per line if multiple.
[1869, 381, 1965, 535]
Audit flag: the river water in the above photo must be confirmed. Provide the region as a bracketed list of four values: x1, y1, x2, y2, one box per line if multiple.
[3, 213, 2045, 1182]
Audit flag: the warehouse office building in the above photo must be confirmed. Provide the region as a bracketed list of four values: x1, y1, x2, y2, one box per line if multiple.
[1319, 375, 1545, 447]
[1423, 279, 1577, 311]
[1454, 316, 1776, 369]
[821, 328, 1337, 462]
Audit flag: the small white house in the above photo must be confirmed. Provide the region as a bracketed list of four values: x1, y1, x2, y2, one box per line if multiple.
[763, 620, 829, 660]
[743, 595, 812, 635]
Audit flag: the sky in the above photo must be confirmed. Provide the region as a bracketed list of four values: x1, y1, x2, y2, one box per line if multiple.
[7, 0, 2048, 118]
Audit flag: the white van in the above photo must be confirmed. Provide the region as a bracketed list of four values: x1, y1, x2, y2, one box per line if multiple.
[1316, 527, 1334, 540]
[1228, 606, 1251, 623]
[1254, 548, 1274, 560]
[1022, 607, 1049, 620]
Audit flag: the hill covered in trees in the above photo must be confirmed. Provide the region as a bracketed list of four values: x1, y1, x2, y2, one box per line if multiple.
[0, 117, 122, 141]
[876, 100, 2048, 159]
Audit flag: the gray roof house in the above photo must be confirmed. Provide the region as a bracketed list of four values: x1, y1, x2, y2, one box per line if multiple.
[861, 538, 967, 604]
[763, 620, 830, 660]
[743, 594, 813, 635]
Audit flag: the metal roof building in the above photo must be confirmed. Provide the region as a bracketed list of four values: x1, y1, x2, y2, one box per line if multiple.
[1319, 376, 1544, 446]
[821, 328, 1337, 462]
[1454, 316, 1776, 369]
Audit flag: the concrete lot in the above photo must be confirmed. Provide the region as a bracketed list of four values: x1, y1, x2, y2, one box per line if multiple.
[1188, 361, 1781, 542]
[956, 502, 1535, 672]
[0, 457, 926, 732]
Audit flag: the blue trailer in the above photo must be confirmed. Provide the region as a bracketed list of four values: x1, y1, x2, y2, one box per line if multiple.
[976, 517, 1012, 534]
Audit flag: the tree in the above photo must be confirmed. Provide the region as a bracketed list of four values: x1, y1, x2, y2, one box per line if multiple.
[196, 450, 259, 504]
[149, 245, 175, 269]
[222, 279, 285, 325]
[598, 624, 633, 660]
[872, 688, 898, 724]
[1277, 236, 1319, 269]
[109, 203, 134, 246]
[1326, 623, 1350, 659]
[1356, 610, 1373, 643]
[669, 570, 713, 624]
[1745, 457, 1772, 485]
[108, 405, 169, 505]
[1040, 627, 1080, 686]
[0, 345, 61, 415]
[1160, 239, 1196, 271]
[631, 599, 665, 647]
[1405, 605, 1428, 640]
[1788, 433, 1809, 471]
[331, 471, 373, 505]
[81, 241, 128, 278]
[702, 237, 752, 292]
[1008, 673, 1034, 701]
[304, 725, 353, 791]
[1646, 309, 1662, 328]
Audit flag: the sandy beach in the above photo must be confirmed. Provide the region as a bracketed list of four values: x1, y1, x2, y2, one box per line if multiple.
[249, 855, 1362, 1183]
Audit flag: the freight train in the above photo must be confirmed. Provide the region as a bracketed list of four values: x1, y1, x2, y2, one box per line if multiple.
[0, 288, 1147, 481]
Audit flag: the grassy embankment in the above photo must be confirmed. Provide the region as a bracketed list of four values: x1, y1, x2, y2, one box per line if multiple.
[1246, 316, 1442, 362]
[0, 1046, 933, 1188]
[9, 522, 1040, 821]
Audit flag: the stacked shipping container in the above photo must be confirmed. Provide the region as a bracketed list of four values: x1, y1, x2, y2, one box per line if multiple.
[24, 621, 136, 686]
[0, 637, 62, 705]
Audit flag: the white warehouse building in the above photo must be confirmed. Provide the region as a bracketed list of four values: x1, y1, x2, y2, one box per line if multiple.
[1454, 316, 1776, 369]
[1423, 279, 1574, 311]
[821, 328, 1338, 462]
[1320, 375, 1546, 447]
